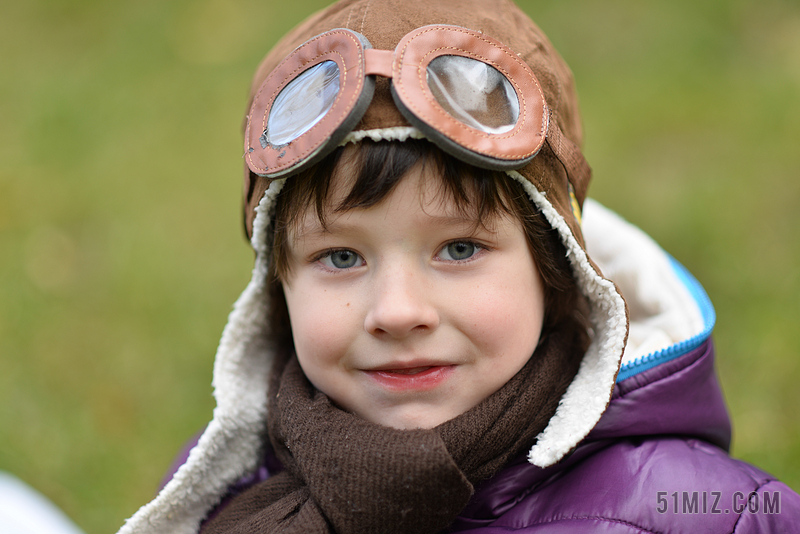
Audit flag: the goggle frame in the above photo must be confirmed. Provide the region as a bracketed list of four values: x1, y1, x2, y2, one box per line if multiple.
[245, 25, 550, 178]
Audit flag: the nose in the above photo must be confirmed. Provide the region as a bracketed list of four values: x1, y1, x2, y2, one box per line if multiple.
[364, 267, 439, 339]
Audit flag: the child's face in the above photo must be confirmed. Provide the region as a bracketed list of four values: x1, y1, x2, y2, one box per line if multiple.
[281, 161, 545, 430]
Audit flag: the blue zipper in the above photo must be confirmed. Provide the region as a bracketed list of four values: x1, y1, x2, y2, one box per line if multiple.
[615, 255, 716, 382]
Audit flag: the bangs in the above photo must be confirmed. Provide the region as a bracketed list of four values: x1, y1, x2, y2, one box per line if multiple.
[271, 139, 525, 281]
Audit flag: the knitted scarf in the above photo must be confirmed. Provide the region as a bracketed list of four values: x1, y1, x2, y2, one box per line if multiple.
[202, 328, 583, 534]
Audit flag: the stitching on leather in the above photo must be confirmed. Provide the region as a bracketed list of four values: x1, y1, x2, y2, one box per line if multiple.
[395, 26, 546, 158]
[247, 49, 349, 171]
[552, 111, 563, 157]
[360, 0, 370, 34]
[246, 31, 364, 173]
[248, 25, 549, 171]
[248, 31, 348, 134]
[418, 46, 526, 139]
[250, 49, 351, 171]
[258, 49, 347, 131]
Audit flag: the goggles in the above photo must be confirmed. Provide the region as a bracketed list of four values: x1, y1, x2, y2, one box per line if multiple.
[244, 25, 552, 178]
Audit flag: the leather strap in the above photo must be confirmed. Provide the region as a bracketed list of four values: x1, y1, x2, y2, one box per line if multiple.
[545, 113, 591, 208]
[364, 48, 393, 77]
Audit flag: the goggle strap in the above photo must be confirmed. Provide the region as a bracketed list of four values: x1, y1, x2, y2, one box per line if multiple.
[364, 49, 394, 78]
[546, 116, 591, 212]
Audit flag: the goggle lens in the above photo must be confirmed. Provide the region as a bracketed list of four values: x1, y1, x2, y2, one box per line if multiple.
[264, 60, 341, 147]
[246, 26, 550, 177]
[426, 55, 519, 135]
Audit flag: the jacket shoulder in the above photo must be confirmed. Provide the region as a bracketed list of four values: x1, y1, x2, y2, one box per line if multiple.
[455, 437, 800, 533]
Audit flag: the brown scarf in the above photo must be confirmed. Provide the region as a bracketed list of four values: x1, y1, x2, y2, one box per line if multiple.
[202, 328, 583, 534]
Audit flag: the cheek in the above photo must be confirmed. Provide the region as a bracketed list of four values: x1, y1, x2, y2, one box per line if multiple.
[466, 261, 545, 359]
[284, 285, 365, 413]
[283, 281, 357, 367]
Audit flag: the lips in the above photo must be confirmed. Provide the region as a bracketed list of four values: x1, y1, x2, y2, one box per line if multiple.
[364, 364, 455, 391]
[382, 366, 433, 375]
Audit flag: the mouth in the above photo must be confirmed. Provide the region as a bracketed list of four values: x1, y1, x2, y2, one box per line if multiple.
[364, 364, 455, 391]
[381, 366, 435, 375]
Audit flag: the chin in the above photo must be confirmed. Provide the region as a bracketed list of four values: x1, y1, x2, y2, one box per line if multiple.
[367, 407, 457, 431]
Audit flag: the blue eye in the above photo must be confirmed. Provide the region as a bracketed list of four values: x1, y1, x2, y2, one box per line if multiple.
[320, 249, 362, 269]
[440, 241, 479, 261]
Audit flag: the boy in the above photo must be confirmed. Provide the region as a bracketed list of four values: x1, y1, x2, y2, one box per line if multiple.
[119, 0, 800, 532]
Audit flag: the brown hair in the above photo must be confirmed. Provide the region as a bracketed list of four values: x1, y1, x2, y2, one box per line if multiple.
[266, 140, 589, 353]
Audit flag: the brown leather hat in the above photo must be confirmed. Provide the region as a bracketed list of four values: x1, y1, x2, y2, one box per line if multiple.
[241, 0, 589, 251]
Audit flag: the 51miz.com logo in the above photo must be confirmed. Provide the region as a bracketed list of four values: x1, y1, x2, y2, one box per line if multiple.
[656, 491, 781, 515]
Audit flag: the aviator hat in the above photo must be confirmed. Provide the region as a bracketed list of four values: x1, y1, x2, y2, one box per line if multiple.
[118, 1, 628, 532]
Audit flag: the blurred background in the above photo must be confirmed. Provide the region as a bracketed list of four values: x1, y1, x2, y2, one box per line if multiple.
[0, 0, 798, 531]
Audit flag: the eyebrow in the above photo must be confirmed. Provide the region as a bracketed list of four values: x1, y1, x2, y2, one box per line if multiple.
[291, 212, 490, 241]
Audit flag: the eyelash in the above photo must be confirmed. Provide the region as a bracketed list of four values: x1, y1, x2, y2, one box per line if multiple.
[313, 249, 365, 271]
[312, 240, 487, 271]
[436, 240, 486, 263]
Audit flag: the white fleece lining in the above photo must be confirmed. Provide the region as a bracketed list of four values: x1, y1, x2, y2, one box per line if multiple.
[118, 180, 286, 534]
[503, 172, 628, 467]
[580, 200, 704, 365]
[117, 130, 628, 533]
[343, 126, 425, 144]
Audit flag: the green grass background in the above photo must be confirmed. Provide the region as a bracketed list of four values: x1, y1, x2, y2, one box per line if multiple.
[1, 0, 798, 531]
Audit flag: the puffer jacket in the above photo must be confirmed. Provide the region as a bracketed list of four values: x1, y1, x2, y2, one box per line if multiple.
[156, 201, 800, 533]
[446, 342, 800, 532]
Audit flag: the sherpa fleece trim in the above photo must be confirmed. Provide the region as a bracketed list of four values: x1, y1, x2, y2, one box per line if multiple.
[581, 200, 705, 367]
[117, 128, 630, 533]
[117, 180, 287, 534]
[504, 172, 628, 468]
[343, 126, 425, 144]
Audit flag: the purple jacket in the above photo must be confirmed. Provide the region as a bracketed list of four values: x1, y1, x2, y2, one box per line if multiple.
[446, 338, 800, 532]
[180, 338, 800, 532]
[189, 338, 800, 533]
